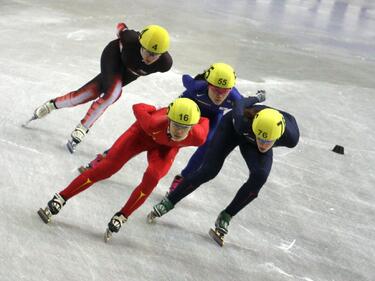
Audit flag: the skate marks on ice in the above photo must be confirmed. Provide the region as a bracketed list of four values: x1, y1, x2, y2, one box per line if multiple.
[260, 262, 315, 281]
[0, 137, 43, 155]
[147, 218, 258, 253]
[277, 239, 297, 253]
[35, 213, 110, 242]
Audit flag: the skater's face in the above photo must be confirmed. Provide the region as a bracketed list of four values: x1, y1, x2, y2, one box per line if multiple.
[208, 84, 231, 105]
[140, 47, 162, 65]
[256, 138, 275, 153]
[169, 121, 192, 141]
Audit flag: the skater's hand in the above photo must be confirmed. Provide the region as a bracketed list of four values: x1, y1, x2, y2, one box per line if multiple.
[116, 22, 128, 38]
[255, 90, 266, 103]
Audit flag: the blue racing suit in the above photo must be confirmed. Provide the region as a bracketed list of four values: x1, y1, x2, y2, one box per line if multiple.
[167, 97, 300, 216]
[179, 74, 243, 177]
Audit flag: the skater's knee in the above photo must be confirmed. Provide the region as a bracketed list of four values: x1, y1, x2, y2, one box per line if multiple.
[144, 167, 163, 186]
[198, 165, 219, 182]
[251, 169, 269, 185]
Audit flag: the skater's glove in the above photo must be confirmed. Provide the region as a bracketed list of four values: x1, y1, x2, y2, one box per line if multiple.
[255, 90, 266, 103]
[116, 22, 128, 38]
[153, 103, 163, 110]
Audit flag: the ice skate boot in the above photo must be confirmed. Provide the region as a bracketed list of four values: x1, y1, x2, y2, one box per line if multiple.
[67, 123, 89, 153]
[24, 100, 56, 126]
[34, 100, 56, 119]
[104, 212, 127, 242]
[165, 174, 183, 196]
[209, 211, 232, 247]
[147, 197, 174, 223]
[37, 193, 66, 224]
[78, 152, 107, 173]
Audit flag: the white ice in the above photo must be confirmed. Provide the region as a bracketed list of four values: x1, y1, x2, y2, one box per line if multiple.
[0, 0, 374, 281]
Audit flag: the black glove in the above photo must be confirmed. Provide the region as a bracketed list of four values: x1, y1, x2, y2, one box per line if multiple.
[255, 90, 266, 102]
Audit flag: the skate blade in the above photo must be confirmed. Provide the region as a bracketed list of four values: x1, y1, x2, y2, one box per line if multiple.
[66, 140, 77, 154]
[146, 211, 157, 224]
[22, 116, 37, 128]
[37, 208, 51, 224]
[104, 228, 113, 243]
[209, 228, 224, 247]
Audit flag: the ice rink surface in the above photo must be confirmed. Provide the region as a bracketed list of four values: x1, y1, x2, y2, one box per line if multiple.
[0, 0, 374, 280]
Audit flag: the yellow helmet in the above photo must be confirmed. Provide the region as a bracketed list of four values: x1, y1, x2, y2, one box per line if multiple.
[167, 98, 201, 126]
[204, 63, 236, 88]
[252, 108, 286, 141]
[139, 25, 170, 54]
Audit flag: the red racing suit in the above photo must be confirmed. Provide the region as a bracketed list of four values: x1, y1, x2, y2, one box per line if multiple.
[59, 103, 209, 217]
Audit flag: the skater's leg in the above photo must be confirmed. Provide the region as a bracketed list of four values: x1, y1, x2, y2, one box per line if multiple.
[63, 40, 123, 151]
[79, 40, 124, 129]
[60, 125, 146, 199]
[119, 147, 178, 217]
[166, 145, 206, 195]
[67, 41, 123, 150]
[180, 142, 207, 177]
[32, 75, 102, 120]
[54, 74, 102, 108]
[168, 114, 239, 205]
[150, 114, 240, 221]
[208, 146, 272, 236]
[180, 126, 216, 178]
[224, 144, 273, 217]
[79, 76, 122, 128]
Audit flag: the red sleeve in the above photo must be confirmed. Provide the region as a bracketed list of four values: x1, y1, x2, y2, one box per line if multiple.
[132, 103, 157, 133]
[188, 117, 209, 146]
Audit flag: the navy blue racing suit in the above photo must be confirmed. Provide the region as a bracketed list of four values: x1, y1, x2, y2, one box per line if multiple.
[167, 97, 300, 216]
[179, 74, 243, 177]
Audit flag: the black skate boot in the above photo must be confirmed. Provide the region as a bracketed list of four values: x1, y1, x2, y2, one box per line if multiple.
[37, 193, 66, 224]
[104, 212, 127, 242]
[147, 197, 174, 223]
[209, 211, 232, 247]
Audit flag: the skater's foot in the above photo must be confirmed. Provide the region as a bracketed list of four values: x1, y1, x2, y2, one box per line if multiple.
[104, 212, 127, 242]
[214, 211, 232, 235]
[151, 197, 174, 218]
[108, 212, 127, 233]
[47, 193, 66, 215]
[37, 193, 66, 224]
[67, 123, 89, 153]
[33, 100, 56, 119]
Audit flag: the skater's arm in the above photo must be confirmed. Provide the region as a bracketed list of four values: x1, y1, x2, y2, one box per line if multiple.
[116, 22, 128, 38]
[158, 53, 173, 73]
[275, 112, 300, 148]
[232, 97, 261, 134]
[133, 103, 159, 133]
[229, 87, 244, 102]
[189, 117, 209, 146]
[182, 74, 207, 91]
[182, 74, 194, 89]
